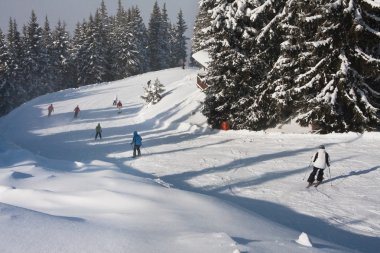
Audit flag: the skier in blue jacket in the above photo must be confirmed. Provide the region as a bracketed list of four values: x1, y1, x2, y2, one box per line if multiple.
[130, 131, 142, 158]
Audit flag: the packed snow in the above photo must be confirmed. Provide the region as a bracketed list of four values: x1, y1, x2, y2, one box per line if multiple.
[0, 68, 379, 253]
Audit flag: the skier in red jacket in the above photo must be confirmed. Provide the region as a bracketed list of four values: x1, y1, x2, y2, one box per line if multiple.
[48, 104, 54, 117]
[74, 105, 80, 118]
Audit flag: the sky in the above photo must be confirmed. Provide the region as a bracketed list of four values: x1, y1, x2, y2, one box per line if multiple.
[0, 0, 199, 38]
[0, 67, 379, 252]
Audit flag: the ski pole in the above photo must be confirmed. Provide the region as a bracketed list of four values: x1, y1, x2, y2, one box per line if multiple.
[303, 161, 312, 180]
[328, 166, 332, 186]
[141, 145, 151, 155]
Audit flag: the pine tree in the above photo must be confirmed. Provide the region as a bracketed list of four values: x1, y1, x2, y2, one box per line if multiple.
[40, 16, 55, 92]
[199, 0, 380, 132]
[5, 19, 25, 108]
[191, 1, 213, 67]
[201, 0, 285, 129]
[86, 13, 109, 84]
[160, 4, 172, 69]
[52, 20, 72, 90]
[148, 1, 164, 71]
[111, 1, 134, 79]
[71, 21, 88, 86]
[73, 13, 109, 86]
[261, 0, 380, 132]
[0, 28, 12, 114]
[22, 10, 45, 98]
[192, 1, 213, 54]
[172, 9, 188, 68]
[129, 6, 149, 73]
[141, 78, 166, 104]
[96, 0, 113, 81]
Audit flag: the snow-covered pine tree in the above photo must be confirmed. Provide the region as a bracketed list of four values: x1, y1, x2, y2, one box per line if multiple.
[5, 19, 25, 110]
[0, 28, 12, 115]
[74, 13, 108, 85]
[71, 22, 87, 86]
[96, 0, 113, 82]
[199, 0, 380, 132]
[111, 1, 136, 79]
[141, 78, 166, 104]
[22, 11, 45, 99]
[160, 4, 172, 69]
[201, 0, 285, 129]
[192, 0, 213, 54]
[262, 0, 380, 133]
[51, 20, 72, 90]
[40, 16, 55, 93]
[191, 1, 214, 67]
[148, 1, 164, 71]
[171, 9, 188, 68]
[129, 6, 149, 74]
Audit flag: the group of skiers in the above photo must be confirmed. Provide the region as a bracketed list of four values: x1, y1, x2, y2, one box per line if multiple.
[47, 100, 332, 178]
[47, 104, 81, 118]
[47, 98, 142, 158]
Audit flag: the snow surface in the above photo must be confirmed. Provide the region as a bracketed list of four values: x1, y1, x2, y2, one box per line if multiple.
[0, 68, 379, 253]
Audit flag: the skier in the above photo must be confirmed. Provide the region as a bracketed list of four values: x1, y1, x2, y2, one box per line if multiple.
[48, 104, 54, 117]
[74, 105, 80, 118]
[95, 123, 102, 140]
[117, 100, 123, 113]
[130, 131, 142, 158]
[307, 145, 331, 187]
[113, 95, 118, 106]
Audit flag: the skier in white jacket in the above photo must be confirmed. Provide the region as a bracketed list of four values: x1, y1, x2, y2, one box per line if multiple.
[307, 145, 330, 186]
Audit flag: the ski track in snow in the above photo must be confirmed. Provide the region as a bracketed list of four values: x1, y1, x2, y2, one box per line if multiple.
[0, 68, 379, 253]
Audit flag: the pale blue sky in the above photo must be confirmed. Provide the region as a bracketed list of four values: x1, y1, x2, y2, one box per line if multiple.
[0, 0, 199, 38]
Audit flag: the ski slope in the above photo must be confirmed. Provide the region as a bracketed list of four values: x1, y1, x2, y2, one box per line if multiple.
[0, 68, 379, 253]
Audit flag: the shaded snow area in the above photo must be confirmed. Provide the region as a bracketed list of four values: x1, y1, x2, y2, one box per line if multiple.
[0, 68, 379, 253]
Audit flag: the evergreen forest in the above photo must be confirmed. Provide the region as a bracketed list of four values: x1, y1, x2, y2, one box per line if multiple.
[193, 0, 380, 133]
[0, 0, 188, 116]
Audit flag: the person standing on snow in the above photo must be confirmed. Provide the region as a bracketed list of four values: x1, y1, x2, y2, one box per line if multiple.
[95, 123, 102, 140]
[307, 145, 331, 187]
[48, 104, 54, 117]
[130, 131, 142, 158]
[113, 95, 118, 106]
[74, 105, 80, 118]
[117, 100, 123, 113]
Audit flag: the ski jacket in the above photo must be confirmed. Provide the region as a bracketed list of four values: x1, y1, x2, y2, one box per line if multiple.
[48, 105, 54, 112]
[74, 106, 80, 113]
[117, 101, 122, 108]
[96, 124, 102, 133]
[131, 131, 142, 146]
[312, 149, 330, 169]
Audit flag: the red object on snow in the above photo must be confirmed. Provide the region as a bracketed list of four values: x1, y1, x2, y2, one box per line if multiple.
[220, 121, 229, 131]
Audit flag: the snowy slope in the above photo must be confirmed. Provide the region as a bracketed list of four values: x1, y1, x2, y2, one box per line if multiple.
[0, 68, 379, 253]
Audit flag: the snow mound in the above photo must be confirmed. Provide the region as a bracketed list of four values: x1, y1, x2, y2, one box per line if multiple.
[295, 232, 313, 247]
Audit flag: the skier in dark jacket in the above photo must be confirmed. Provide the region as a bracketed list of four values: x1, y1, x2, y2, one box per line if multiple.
[95, 123, 102, 140]
[307, 145, 330, 187]
[130, 131, 142, 158]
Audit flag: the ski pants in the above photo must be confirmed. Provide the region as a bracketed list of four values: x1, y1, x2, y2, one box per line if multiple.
[307, 167, 324, 183]
[95, 132, 102, 140]
[133, 145, 141, 157]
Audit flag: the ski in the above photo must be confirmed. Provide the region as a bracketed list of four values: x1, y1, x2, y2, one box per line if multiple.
[306, 182, 322, 188]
